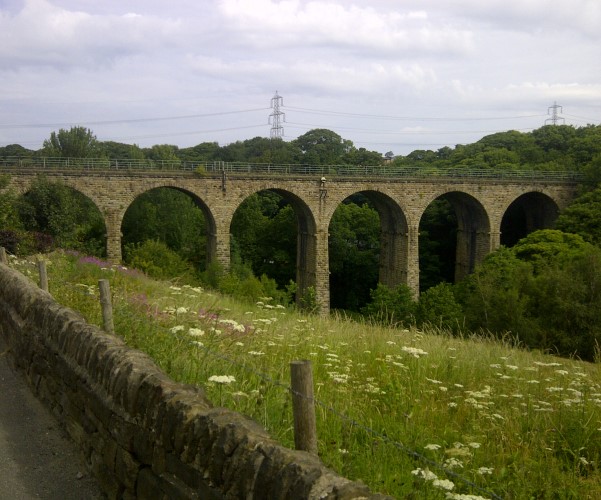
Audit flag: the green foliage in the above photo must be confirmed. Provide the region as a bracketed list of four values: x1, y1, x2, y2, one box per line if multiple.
[215, 260, 289, 305]
[16, 175, 105, 255]
[458, 247, 534, 336]
[329, 200, 380, 311]
[416, 282, 463, 332]
[121, 188, 207, 268]
[511, 229, 591, 272]
[292, 128, 353, 165]
[457, 231, 601, 360]
[556, 186, 601, 246]
[100, 141, 145, 159]
[124, 240, 193, 280]
[42, 126, 100, 158]
[527, 247, 601, 359]
[418, 198, 457, 291]
[230, 192, 296, 289]
[146, 144, 180, 162]
[0, 144, 34, 157]
[361, 283, 415, 327]
[0, 175, 20, 229]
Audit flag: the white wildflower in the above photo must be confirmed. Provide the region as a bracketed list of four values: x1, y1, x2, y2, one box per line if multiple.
[208, 375, 236, 385]
[432, 478, 455, 491]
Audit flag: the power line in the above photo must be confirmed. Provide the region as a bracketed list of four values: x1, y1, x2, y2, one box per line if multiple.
[0, 107, 271, 130]
[283, 105, 546, 122]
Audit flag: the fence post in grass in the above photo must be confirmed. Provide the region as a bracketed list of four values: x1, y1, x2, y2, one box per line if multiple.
[37, 259, 48, 292]
[290, 360, 318, 455]
[98, 279, 115, 334]
[0, 247, 7, 265]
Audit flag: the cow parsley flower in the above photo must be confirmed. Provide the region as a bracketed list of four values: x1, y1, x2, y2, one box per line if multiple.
[208, 375, 236, 385]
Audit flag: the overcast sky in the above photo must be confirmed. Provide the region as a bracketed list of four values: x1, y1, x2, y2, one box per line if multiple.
[1, 0, 600, 156]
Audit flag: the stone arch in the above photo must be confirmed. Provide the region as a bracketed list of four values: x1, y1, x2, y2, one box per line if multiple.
[121, 186, 217, 267]
[420, 191, 491, 283]
[327, 190, 409, 311]
[229, 188, 318, 307]
[500, 191, 560, 247]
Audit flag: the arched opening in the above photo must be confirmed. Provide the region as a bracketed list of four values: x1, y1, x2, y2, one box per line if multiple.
[121, 187, 213, 272]
[419, 192, 490, 289]
[15, 176, 106, 256]
[329, 191, 408, 312]
[230, 189, 316, 305]
[501, 192, 560, 247]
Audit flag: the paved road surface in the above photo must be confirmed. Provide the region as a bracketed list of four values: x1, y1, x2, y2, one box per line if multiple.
[0, 337, 104, 500]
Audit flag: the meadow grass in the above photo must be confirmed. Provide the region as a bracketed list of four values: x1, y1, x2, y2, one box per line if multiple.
[10, 251, 601, 499]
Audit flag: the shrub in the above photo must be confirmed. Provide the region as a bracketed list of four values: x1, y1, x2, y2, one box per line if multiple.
[416, 282, 463, 332]
[361, 283, 415, 326]
[124, 240, 193, 280]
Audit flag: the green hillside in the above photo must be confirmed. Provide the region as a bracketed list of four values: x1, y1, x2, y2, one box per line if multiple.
[7, 250, 601, 499]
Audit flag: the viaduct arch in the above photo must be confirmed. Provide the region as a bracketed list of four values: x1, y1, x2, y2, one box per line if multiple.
[2, 168, 579, 314]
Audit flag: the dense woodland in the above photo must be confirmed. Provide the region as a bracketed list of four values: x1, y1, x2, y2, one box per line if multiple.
[2, 124, 601, 360]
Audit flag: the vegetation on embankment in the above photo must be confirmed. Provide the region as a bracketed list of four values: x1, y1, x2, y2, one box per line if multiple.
[8, 250, 601, 499]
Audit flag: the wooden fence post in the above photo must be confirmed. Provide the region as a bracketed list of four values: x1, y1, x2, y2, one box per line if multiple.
[290, 360, 318, 455]
[98, 279, 115, 334]
[37, 259, 48, 292]
[0, 247, 7, 265]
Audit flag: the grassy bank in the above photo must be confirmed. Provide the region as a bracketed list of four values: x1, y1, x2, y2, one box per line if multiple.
[9, 251, 601, 499]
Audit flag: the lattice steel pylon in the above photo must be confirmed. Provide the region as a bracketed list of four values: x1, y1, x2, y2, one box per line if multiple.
[269, 91, 285, 139]
[545, 101, 565, 126]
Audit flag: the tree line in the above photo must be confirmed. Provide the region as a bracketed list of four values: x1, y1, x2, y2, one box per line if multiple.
[2, 124, 601, 360]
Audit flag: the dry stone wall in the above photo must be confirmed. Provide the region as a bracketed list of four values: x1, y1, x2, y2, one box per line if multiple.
[0, 262, 388, 500]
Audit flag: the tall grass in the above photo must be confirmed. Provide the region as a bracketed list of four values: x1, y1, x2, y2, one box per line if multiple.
[11, 251, 601, 499]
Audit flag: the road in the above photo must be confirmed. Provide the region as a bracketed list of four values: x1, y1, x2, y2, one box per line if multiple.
[0, 337, 104, 500]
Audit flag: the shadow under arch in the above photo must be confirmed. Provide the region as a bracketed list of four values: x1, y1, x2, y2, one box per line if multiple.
[420, 191, 491, 285]
[121, 186, 216, 269]
[230, 188, 317, 306]
[501, 192, 560, 247]
[328, 190, 409, 310]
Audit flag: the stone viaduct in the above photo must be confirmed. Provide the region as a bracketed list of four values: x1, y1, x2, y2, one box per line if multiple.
[2, 165, 580, 314]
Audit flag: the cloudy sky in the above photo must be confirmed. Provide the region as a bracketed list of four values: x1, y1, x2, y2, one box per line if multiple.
[1, 0, 600, 156]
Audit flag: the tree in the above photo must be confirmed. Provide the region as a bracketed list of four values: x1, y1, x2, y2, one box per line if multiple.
[100, 141, 145, 160]
[0, 175, 20, 229]
[329, 201, 380, 311]
[16, 175, 105, 254]
[361, 283, 415, 327]
[416, 283, 463, 332]
[343, 147, 383, 166]
[510, 229, 591, 273]
[0, 144, 34, 157]
[42, 127, 100, 158]
[293, 129, 352, 165]
[556, 186, 601, 246]
[121, 188, 207, 268]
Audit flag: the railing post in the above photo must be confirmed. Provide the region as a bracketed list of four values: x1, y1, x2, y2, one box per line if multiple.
[290, 360, 318, 455]
[0, 247, 8, 265]
[37, 259, 48, 292]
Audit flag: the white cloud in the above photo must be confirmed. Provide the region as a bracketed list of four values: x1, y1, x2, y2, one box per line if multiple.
[0, 0, 181, 70]
[217, 0, 473, 56]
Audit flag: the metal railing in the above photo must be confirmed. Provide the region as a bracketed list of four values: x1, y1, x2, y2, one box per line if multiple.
[0, 156, 584, 181]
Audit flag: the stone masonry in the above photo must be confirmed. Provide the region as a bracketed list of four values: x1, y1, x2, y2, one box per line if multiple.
[3, 169, 579, 314]
[0, 261, 390, 499]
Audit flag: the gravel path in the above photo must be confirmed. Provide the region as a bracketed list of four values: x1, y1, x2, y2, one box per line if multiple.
[0, 338, 104, 500]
